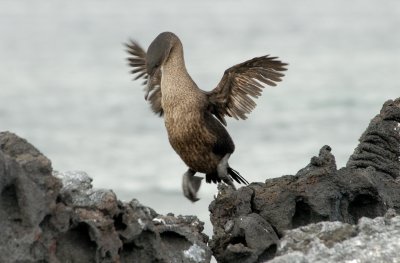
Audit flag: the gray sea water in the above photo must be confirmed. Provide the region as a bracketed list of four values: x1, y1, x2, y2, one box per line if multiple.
[1, 0, 399, 235]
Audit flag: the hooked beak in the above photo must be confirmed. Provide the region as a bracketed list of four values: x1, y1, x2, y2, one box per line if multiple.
[144, 81, 151, 100]
[144, 67, 161, 101]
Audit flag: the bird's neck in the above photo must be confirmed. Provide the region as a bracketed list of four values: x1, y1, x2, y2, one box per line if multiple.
[161, 43, 200, 110]
[162, 42, 189, 82]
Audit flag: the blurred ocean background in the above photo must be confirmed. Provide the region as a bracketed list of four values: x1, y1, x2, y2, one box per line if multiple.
[1, 0, 399, 235]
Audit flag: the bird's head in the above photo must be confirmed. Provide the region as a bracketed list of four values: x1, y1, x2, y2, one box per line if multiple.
[143, 32, 182, 100]
[146, 32, 179, 76]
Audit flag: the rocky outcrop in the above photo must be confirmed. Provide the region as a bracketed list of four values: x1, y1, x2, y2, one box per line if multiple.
[208, 98, 400, 262]
[1, 98, 400, 263]
[0, 132, 211, 263]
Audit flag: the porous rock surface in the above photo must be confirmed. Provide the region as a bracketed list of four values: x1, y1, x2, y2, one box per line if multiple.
[209, 98, 400, 262]
[270, 209, 400, 263]
[0, 131, 211, 263]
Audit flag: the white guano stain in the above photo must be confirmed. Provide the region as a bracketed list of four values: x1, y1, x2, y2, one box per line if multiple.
[183, 243, 205, 262]
[138, 218, 145, 228]
[152, 217, 166, 225]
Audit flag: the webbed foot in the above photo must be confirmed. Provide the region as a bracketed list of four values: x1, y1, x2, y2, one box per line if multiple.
[182, 169, 203, 202]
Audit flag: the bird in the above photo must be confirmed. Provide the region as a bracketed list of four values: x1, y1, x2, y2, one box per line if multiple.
[125, 32, 287, 202]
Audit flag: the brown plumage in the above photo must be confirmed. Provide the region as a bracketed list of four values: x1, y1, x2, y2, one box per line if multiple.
[126, 32, 287, 201]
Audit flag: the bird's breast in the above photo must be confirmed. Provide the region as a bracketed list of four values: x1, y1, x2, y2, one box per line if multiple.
[163, 108, 219, 173]
[164, 109, 204, 141]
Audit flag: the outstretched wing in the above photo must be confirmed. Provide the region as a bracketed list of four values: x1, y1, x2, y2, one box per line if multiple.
[206, 55, 287, 125]
[125, 40, 163, 116]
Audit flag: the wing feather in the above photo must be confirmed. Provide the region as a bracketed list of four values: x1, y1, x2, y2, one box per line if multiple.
[125, 40, 163, 116]
[206, 55, 287, 125]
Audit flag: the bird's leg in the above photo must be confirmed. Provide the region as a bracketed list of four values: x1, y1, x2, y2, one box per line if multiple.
[217, 154, 236, 189]
[182, 169, 203, 202]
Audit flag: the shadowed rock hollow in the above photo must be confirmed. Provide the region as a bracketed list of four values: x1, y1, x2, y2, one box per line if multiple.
[1, 98, 399, 263]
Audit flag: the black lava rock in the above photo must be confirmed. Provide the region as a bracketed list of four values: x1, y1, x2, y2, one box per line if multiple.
[209, 98, 400, 262]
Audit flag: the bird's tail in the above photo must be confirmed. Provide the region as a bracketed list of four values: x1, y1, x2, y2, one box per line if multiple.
[205, 167, 249, 185]
[227, 167, 249, 185]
